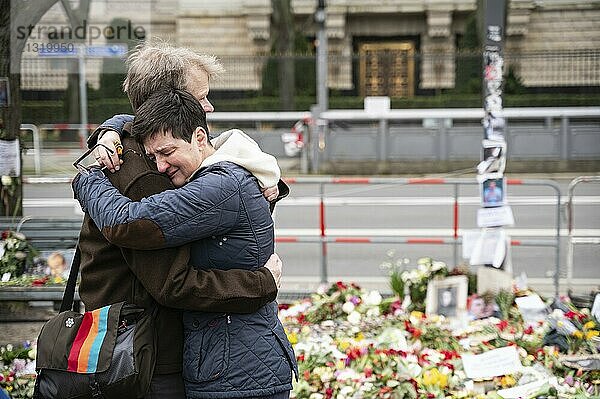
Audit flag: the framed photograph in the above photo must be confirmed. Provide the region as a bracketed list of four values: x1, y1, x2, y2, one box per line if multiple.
[0, 77, 9, 107]
[467, 294, 495, 320]
[426, 275, 468, 318]
[479, 174, 506, 208]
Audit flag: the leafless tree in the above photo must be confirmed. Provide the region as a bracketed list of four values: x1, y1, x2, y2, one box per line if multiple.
[0, 0, 90, 216]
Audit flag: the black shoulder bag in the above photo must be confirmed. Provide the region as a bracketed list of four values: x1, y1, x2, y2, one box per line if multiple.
[33, 246, 157, 399]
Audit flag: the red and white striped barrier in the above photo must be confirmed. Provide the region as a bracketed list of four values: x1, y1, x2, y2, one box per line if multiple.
[278, 177, 562, 287]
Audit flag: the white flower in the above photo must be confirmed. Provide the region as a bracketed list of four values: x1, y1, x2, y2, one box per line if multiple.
[13, 232, 26, 241]
[336, 369, 360, 382]
[403, 362, 422, 378]
[279, 301, 310, 319]
[340, 386, 354, 396]
[310, 394, 324, 399]
[366, 307, 380, 318]
[364, 290, 382, 306]
[377, 327, 408, 351]
[359, 382, 374, 392]
[432, 261, 446, 271]
[342, 301, 355, 314]
[1, 176, 12, 186]
[322, 320, 336, 328]
[330, 348, 346, 359]
[422, 349, 443, 364]
[347, 311, 361, 325]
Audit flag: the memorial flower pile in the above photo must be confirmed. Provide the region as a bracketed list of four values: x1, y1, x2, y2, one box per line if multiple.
[0, 231, 38, 280]
[0, 342, 36, 399]
[281, 277, 600, 398]
[3, 257, 600, 398]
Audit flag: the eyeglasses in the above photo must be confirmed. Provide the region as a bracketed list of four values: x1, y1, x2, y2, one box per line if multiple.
[72, 143, 114, 175]
[73, 143, 143, 175]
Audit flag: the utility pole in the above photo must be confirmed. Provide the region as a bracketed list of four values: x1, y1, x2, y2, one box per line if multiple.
[315, 0, 328, 112]
[471, 0, 514, 273]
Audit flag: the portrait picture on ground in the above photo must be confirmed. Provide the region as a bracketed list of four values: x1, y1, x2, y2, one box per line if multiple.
[426, 275, 468, 318]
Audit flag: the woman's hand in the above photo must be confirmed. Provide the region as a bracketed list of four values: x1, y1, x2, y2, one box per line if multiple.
[261, 184, 279, 202]
[93, 130, 124, 172]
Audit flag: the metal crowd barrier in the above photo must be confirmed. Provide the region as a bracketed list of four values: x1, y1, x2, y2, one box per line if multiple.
[277, 177, 562, 296]
[565, 176, 600, 291]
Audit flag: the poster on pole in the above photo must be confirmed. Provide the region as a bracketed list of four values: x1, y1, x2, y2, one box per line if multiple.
[469, 227, 506, 267]
[0, 139, 20, 177]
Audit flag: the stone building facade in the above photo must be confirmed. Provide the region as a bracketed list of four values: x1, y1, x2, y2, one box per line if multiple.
[21, 0, 600, 94]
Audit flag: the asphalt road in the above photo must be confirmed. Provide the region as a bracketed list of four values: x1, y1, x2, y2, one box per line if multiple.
[21, 177, 600, 295]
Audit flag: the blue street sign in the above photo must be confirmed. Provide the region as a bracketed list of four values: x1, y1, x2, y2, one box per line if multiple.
[85, 44, 128, 58]
[38, 46, 78, 57]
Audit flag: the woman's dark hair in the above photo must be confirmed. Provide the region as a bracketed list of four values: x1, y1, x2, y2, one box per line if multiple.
[131, 88, 209, 143]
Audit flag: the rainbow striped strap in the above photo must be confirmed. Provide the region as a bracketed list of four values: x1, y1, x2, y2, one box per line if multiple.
[67, 305, 112, 373]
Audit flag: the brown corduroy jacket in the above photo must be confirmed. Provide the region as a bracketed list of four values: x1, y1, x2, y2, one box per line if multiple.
[78, 134, 278, 375]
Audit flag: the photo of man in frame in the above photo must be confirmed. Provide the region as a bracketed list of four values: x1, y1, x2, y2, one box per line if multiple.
[426, 275, 468, 319]
[481, 177, 505, 207]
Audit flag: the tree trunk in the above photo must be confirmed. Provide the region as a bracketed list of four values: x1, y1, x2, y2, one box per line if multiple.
[61, 0, 91, 124]
[0, 0, 76, 217]
[271, 0, 295, 111]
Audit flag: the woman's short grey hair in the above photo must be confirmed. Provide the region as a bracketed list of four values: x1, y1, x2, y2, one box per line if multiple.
[123, 41, 225, 111]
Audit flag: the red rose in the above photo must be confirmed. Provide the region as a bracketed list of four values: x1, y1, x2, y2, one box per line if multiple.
[496, 320, 509, 331]
[32, 276, 49, 286]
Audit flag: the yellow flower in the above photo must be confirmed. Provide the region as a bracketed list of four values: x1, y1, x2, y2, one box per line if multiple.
[336, 360, 345, 370]
[584, 321, 596, 330]
[287, 331, 298, 345]
[573, 330, 584, 339]
[585, 330, 599, 340]
[422, 368, 448, 388]
[355, 332, 364, 341]
[500, 375, 516, 388]
[339, 341, 350, 351]
[410, 311, 424, 319]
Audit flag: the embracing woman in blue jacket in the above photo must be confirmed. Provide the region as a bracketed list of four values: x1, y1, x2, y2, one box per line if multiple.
[73, 89, 297, 399]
